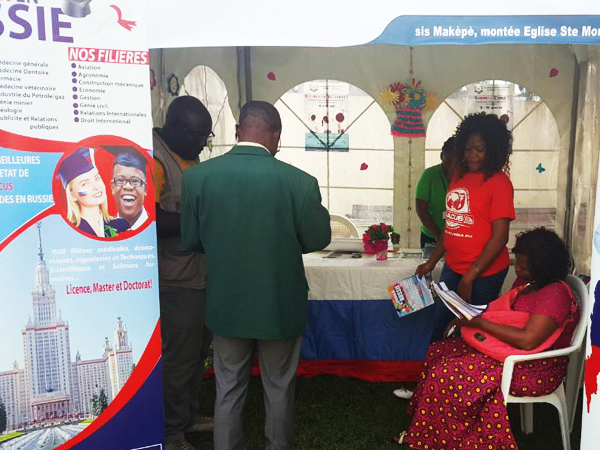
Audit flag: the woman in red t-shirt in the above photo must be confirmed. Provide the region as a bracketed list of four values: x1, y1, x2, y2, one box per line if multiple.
[417, 112, 515, 342]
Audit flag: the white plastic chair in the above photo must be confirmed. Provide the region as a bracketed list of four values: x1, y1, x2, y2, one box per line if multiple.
[500, 275, 590, 450]
[329, 214, 360, 238]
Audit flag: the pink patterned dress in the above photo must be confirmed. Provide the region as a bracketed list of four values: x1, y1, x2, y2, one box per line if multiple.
[404, 281, 579, 450]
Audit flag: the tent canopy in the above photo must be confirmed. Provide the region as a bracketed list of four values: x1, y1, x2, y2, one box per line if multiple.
[147, 0, 600, 49]
[148, 7, 600, 272]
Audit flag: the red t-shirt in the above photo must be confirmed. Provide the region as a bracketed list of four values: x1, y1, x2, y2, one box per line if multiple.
[444, 171, 515, 276]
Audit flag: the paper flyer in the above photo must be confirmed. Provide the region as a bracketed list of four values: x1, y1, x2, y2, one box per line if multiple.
[303, 80, 349, 152]
[0, 1, 162, 449]
[388, 274, 434, 318]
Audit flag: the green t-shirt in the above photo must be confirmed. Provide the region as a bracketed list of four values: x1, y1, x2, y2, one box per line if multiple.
[415, 163, 449, 239]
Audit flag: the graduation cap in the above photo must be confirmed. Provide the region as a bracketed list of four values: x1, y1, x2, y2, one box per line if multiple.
[61, 0, 92, 19]
[57, 148, 95, 188]
[103, 146, 149, 176]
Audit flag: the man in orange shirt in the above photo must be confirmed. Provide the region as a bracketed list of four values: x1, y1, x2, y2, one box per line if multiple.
[154, 96, 214, 450]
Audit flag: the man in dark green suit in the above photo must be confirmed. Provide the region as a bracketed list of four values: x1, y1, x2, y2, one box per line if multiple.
[181, 101, 331, 450]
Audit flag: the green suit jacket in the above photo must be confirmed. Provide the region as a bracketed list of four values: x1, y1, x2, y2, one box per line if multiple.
[181, 144, 331, 339]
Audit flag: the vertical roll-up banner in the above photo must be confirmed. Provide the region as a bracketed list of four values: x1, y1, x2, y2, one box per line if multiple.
[584, 158, 600, 448]
[0, 1, 163, 450]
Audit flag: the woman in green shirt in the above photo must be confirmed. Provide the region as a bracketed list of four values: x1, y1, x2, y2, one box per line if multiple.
[415, 136, 455, 249]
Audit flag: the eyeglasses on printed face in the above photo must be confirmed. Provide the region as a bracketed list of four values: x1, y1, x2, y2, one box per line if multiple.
[112, 176, 146, 188]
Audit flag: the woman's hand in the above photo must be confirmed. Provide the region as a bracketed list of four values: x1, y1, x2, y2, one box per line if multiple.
[457, 275, 475, 302]
[415, 260, 435, 278]
[443, 319, 459, 338]
[443, 317, 472, 338]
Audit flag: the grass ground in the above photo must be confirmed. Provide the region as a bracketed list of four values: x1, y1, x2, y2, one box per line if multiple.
[188, 376, 583, 450]
[0, 431, 25, 443]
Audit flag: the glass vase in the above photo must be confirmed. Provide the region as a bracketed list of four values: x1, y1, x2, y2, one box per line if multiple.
[376, 250, 388, 261]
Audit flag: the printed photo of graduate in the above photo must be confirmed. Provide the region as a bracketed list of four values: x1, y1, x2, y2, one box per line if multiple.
[104, 146, 150, 231]
[54, 144, 154, 239]
[58, 148, 130, 238]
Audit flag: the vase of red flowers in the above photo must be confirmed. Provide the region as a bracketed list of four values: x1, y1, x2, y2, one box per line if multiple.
[362, 223, 394, 261]
[375, 249, 388, 261]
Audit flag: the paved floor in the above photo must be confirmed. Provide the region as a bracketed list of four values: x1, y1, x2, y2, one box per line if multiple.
[0, 423, 89, 450]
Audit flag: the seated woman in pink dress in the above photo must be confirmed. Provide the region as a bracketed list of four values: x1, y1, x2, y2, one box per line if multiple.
[394, 228, 580, 449]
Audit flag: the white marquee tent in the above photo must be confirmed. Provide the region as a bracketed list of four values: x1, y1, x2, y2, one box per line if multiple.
[146, 3, 600, 447]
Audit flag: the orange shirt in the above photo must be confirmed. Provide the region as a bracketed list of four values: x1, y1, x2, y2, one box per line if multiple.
[154, 152, 198, 203]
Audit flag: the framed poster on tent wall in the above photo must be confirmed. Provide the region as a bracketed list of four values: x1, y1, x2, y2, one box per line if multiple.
[466, 81, 514, 124]
[303, 80, 349, 152]
[0, 1, 163, 449]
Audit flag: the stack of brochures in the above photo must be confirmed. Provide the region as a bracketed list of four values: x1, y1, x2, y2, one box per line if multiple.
[388, 274, 435, 318]
[431, 282, 487, 320]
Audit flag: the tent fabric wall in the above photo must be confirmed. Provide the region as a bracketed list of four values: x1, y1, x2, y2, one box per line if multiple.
[571, 49, 600, 275]
[426, 87, 564, 252]
[151, 47, 241, 127]
[152, 44, 576, 248]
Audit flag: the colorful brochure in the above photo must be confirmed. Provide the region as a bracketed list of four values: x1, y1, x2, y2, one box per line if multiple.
[388, 273, 435, 317]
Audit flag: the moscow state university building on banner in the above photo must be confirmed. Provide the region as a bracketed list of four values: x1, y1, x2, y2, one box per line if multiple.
[0, 224, 134, 431]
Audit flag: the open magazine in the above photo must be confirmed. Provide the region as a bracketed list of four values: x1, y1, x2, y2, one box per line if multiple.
[388, 273, 435, 317]
[432, 282, 487, 320]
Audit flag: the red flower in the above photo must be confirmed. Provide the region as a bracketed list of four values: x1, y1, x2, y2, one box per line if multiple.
[363, 240, 377, 254]
[397, 91, 407, 106]
[390, 82, 405, 94]
[363, 223, 393, 254]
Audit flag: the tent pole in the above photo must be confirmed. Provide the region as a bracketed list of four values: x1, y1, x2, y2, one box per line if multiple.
[236, 47, 253, 108]
[158, 48, 166, 124]
[563, 55, 581, 247]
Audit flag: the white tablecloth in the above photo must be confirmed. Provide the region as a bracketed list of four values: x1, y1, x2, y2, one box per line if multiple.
[303, 251, 442, 300]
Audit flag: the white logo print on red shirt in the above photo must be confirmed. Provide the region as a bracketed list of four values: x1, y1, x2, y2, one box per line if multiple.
[445, 188, 475, 230]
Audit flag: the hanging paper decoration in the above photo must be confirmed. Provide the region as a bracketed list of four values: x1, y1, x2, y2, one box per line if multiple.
[167, 74, 180, 97]
[425, 91, 440, 111]
[378, 87, 399, 110]
[405, 79, 426, 109]
[381, 78, 436, 138]
[392, 106, 425, 138]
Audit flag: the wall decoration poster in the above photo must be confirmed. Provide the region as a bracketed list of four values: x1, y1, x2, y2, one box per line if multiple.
[466, 80, 514, 126]
[304, 80, 349, 151]
[0, 1, 162, 449]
